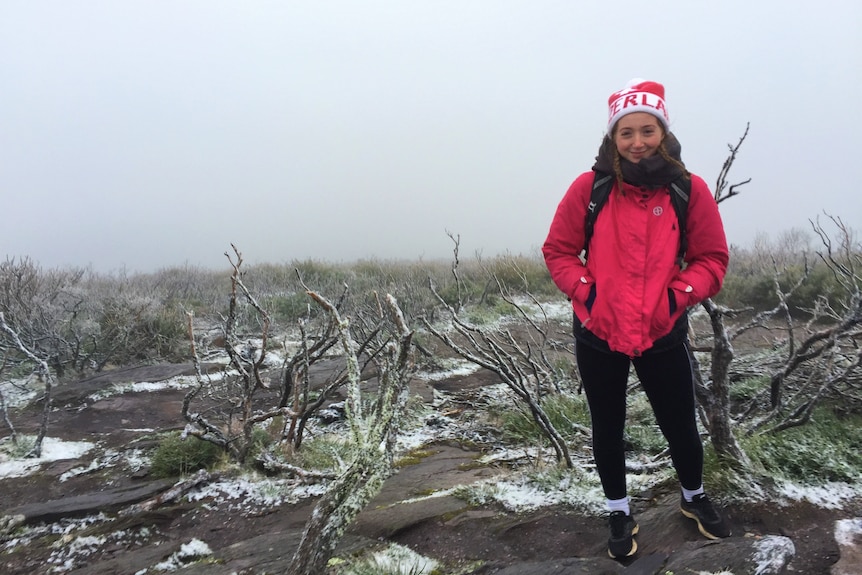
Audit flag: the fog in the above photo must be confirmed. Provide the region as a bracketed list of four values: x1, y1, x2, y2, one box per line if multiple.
[2, 0, 860, 272]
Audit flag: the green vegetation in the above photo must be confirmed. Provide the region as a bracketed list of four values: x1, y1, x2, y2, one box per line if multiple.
[496, 392, 590, 446]
[0, 435, 38, 458]
[150, 433, 224, 478]
[451, 481, 505, 507]
[704, 407, 862, 495]
[480, 254, 560, 297]
[2, 361, 39, 380]
[491, 380, 862, 498]
[494, 387, 672, 457]
[265, 292, 315, 323]
[290, 434, 354, 472]
[625, 393, 667, 454]
[463, 297, 516, 325]
[729, 375, 769, 403]
[247, 427, 275, 460]
[395, 447, 437, 469]
[716, 238, 851, 315]
[745, 408, 862, 484]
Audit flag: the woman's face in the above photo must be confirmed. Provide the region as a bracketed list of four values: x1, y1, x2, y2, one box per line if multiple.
[613, 112, 664, 163]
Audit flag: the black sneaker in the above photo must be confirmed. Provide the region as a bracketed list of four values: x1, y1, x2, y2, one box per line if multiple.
[607, 511, 638, 559]
[680, 493, 731, 539]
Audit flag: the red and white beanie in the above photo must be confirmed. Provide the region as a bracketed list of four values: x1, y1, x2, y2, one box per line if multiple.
[607, 78, 669, 134]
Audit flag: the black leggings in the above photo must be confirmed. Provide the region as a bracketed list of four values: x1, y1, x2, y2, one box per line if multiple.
[575, 340, 703, 500]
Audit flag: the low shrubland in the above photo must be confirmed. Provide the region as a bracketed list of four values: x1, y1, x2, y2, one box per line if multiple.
[1, 222, 860, 572]
[2, 235, 850, 381]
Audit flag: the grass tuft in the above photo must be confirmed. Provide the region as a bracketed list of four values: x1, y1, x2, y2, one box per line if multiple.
[150, 433, 223, 478]
[744, 408, 862, 484]
[496, 392, 590, 446]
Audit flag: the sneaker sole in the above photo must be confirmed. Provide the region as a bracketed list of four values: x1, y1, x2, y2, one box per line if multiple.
[680, 506, 721, 540]
[607, 523, 639, 559]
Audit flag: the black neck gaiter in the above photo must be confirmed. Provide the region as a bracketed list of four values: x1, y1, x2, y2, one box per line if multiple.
[592, 132, 686, 189]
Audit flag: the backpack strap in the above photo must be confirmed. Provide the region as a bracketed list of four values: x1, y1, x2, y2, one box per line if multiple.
[583, 171, 614, 260]
[668, 178, 691, 266]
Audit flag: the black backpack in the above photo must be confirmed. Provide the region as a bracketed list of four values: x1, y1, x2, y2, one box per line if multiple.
[583, 170, 691, 266]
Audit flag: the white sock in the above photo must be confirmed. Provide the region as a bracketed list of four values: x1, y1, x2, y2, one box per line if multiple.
[682, 485, 704, 502]
[607, 496, 630, 515]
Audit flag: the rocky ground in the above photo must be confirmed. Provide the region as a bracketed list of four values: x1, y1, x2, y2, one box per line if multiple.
[1, 360, 861, 575]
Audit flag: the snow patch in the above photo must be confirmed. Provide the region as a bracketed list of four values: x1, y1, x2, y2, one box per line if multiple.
[835, 517, 862, 546]
[0, 378, 39, 408]
[458, 462, 675, 516]
[86, 375, 206, 401]
[752, 535, 795, 575]
[414, 358, 479, 381]
[152, 538, 212, 572]
[48, 535, 106, 572]
[59, 451, 118, 482]
[0, 437, 95, 479]
[56, 448, 150, 482]
[776, 481, 862, 508]
[395, 412, 460, 452]
[462, 471, 605, 515]
[520, 298, 571, 321]
[30, 515, 155, 573]
[186, 476, 327, 510]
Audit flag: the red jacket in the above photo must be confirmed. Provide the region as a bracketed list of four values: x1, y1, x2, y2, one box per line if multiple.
[542, 171, 728, 357]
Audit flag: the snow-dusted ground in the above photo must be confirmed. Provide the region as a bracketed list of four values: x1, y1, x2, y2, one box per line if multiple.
[3, 304, 862, 573]
[6, 358, 861, 516]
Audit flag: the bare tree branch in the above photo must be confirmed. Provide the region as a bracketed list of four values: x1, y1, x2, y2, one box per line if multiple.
[0, 312, 53, 458]
[715, 122, 752, 204]
[420, 247, 574, 468]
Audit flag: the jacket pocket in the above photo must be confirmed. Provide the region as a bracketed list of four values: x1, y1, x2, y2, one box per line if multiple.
[586, 284, 597, 312]
[571, 277, 595, 328]
[649, 288, 675, 340]
[572, 277, 594, 307]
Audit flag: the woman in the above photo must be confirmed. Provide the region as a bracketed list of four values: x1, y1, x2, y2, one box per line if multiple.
[542, 79, 731, 559]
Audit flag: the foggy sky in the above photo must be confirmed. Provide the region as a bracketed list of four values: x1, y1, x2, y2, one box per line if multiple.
[2, 0, 861, 273]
